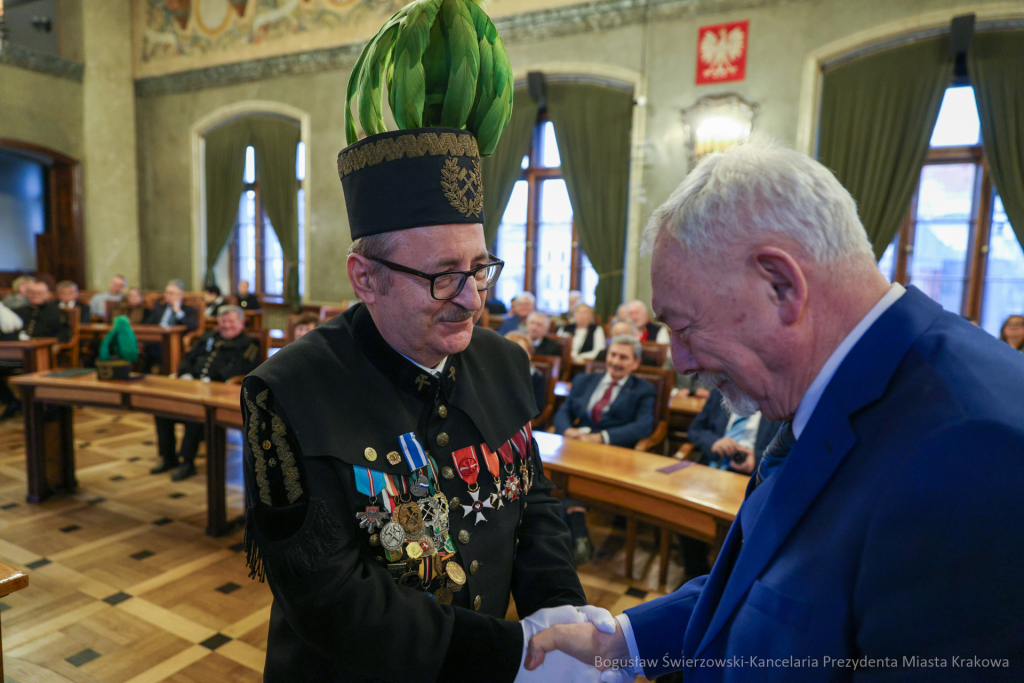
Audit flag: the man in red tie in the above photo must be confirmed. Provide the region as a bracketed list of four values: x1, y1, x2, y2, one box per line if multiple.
[552, 335, 657, 448]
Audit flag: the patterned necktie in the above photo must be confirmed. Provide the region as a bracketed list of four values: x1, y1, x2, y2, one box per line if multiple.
[724, 415, 749, 441]
[590, 381, 616, 425]
[755, 421, 796, 487]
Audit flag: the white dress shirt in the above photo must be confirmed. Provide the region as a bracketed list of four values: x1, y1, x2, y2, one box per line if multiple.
[570, 325, 606, 362]
[616, 282, 907, 676]
[399, 352, 447, 377]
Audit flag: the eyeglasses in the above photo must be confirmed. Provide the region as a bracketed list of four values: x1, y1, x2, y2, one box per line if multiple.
[368, 255, 505, 301]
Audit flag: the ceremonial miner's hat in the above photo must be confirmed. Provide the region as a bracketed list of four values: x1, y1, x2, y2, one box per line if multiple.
[338, 0, 514, 240]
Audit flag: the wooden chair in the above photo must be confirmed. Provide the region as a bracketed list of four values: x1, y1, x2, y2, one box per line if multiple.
[640, 342, 669, 367]
[319, 302, 350, 321]
[543, 334, 572, 380]
[529, 354, 561, 430]
[52, 307, 81, 368]
[582, 361, 675, 454]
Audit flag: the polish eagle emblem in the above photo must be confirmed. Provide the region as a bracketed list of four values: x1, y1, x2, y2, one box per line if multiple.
[698, 24, 747, 81]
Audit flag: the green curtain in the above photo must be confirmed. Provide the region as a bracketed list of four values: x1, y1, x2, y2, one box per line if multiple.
[204, 119, 250, 285]
[250, 117, 301, 308]
[545, 82, 633, 318]
[969, 31, 1024, 249]
[817, 37, 952, 258]
[482, 89, 538, 248]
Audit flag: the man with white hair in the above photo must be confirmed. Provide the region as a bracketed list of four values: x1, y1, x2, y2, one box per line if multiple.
[526, 311, 562, 356]
[498, 291, 536, 335]
[526, 139, 1024, 681]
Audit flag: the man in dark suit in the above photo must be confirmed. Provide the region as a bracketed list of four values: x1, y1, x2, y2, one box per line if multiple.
[687, 388, 781, 474]
[553, 335, 656, 448]
[526, 140, 1024, 682]
[16, 281, 70, 342]
[152, 305, 260, 481]
[235, 280, 261, 311]
[497, 291, 535, 335]
[526, 311, 563, 357]
[143, 279, 199, 372]
[55, 281, 90, 325]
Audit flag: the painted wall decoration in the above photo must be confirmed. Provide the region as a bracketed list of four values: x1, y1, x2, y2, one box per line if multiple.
[696, 19, 748, 85]
[140, 0, 401, 66]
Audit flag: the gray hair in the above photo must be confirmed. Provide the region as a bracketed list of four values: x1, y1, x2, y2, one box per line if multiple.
[526, 310, 549, 325]
[608, 334, 642, 360]
[217, 304, 245, 321]
[609, 319, 639, 337]
[642, 137, 874, 265]
[348, 233, 401, 295]
[166, 279, 185, 292]
[512, 292, 536, 305]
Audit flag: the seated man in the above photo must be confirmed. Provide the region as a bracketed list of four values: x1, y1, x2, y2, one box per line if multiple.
[625, 299, 670, 343]
[55, 280, 90, 323]
[2, 276, 35, 311]
[553, 335, 655, 448]
[0, 302, 24, 419]
[558, 303, 605, 363]
[201, 284, 225, 318]
[88, 274, 127, 321]
[687, 387, 782, 474]
[526, 310, 563, 356]
[16, 281, 70, 342]
[497, 291, 535, 334]
[291, 312, 320, 341]
[152, 306, 261, 481]
[506, 331, 548, 413]
[236, 280, 261, 311]
[143, 280, 199, 372]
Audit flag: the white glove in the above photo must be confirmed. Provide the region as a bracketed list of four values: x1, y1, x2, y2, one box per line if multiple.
[514, 605, 615, 683]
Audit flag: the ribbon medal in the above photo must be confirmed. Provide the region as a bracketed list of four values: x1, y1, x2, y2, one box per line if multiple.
[451, 445, 480, 486]
[461, 489, 493, 525]
[353, 466, 390, 532]
[479, 443, 504, 509]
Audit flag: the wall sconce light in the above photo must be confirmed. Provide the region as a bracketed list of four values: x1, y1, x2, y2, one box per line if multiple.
[681, 94, 758, 168]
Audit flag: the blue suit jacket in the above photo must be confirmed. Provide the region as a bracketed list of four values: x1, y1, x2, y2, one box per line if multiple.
[553, 372, 656, 448]
[626, 287, 1024, 681]
[497, 314, 523, 335]
[688, 389, 782, 469]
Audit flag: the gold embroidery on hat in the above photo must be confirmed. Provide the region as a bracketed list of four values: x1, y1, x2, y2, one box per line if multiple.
[337, 131, 480, 179]
[441, 157, 483, 218]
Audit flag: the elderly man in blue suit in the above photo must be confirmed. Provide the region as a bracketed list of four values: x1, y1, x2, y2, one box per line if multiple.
[553, 335, 656, 448]
[526, 139, 1024, 682]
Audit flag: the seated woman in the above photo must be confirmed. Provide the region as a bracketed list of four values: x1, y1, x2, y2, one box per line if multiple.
[1000, 314, 1024, 352]
[557, 302, 605, 363]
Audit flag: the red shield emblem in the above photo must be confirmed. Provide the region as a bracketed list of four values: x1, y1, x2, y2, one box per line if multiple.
[696, 20, 749, 85]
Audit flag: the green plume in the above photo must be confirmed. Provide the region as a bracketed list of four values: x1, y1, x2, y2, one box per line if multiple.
[99, 316, 139, 363]
[345, 0, 513, 156]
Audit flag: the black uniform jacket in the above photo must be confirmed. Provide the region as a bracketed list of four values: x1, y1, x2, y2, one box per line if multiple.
[241, 303, 585, 683]
[15, 301, 70, 342]
[178, 330, 260, 381]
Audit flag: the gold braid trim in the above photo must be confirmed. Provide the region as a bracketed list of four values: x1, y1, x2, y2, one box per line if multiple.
[270, 411, 303, 504]
[337, 131, 480, 179]
[244, 388, 272, 505]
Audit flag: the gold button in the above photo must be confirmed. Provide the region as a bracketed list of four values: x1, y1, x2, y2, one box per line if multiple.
[450, 497, 459, 509]
[473, 595, 482, 611]
[437, 405, 448, 419]
[262, 440, 271, 450]
[364, 447, 377, 462]
[458, 529, 470, 545]
[436, 433, 449, 447]
[369, 534, 379, 546]
[441, 466, 455, 480]
[470, 560, 480, 575]
[386, 451, 402, 466]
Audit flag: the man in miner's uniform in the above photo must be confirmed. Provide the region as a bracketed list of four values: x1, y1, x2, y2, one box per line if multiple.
[238, 1, 619, 679]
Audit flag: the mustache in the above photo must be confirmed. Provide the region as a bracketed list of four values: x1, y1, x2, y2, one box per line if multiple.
[436, 304, 475, 323]
[697, 371, 728, 390]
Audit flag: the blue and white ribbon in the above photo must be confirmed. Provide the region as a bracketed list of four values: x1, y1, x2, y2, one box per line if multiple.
[399, 432, 428, 471]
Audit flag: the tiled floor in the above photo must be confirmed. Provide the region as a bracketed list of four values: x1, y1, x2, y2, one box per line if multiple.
[0, 407, 684, 682]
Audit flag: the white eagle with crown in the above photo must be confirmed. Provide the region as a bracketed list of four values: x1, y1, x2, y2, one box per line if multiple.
[699, 25, 747, 80]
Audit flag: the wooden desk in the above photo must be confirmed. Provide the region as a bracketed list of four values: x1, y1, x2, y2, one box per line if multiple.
[0, 561, 29, 679]
[8, 371, 242, 537]
[669, 392, 706, 416]
[535, 431, 746, 584]
[0, 338, 57, 372]
[79, 323, 187, 375]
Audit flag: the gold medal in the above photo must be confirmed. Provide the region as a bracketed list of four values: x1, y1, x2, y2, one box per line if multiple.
[434, 586, 453, 605]
[385, 548, 402, 562]
[406, 541, 424, 560]
[386, 451, 402, 466]
[445, 561, 466, 591]
[395, 502, 425, 534]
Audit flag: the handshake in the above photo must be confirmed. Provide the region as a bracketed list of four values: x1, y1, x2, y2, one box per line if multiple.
[515, 605, 637, 683]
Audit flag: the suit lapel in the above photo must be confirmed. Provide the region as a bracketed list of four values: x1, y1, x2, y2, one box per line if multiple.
[692, 287, 944, 657]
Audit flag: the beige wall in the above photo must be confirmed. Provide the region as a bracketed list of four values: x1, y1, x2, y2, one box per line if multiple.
[82, 0, 142, 291]
[134, 0, 1009, 302]
[0, 65, 83, 159]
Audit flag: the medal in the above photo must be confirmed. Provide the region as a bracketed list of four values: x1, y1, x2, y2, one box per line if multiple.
[461, 489, 493, 525]
[445, 561, 466, 591]
[385, 548, 403, 562]
[502, 475, 520, 502]
[451, 445, 480, 486]
[411, 473, 430, 498]
[356, 504, 389, 533]
[380, 521, 406, 551]
[418, 494, 448, 528]
[480, 443, 505, 509]
[398, 432, 429, 471]
[406, 541, 424, 560]
[434, 586, 453, 605]
[395, 502, 425, 534]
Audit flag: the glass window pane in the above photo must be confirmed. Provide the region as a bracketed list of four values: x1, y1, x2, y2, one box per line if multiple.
[907, 163, 976, 314]
[930, 86, 981, 147]
[237, 190, 257, 293]
[580, 251, 598, 308]
[493, 180, 528, 308]
[297, 188, 305, 298]
[539, 121, 561, 168]
[877, 236, 897, 283]
[264, 213, 284, 296]
[244, 146, 256, 184]
[535, 179, 573, 313]
[981, 194, 1024, 336]
[296, 141, 306, 181]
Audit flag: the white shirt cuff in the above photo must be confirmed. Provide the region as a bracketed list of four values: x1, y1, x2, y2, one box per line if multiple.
[601, 430, 610, 444]
[615, 613, 645, 677]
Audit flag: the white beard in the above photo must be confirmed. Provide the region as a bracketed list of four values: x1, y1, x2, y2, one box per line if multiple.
[698, 371, 760, 417]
